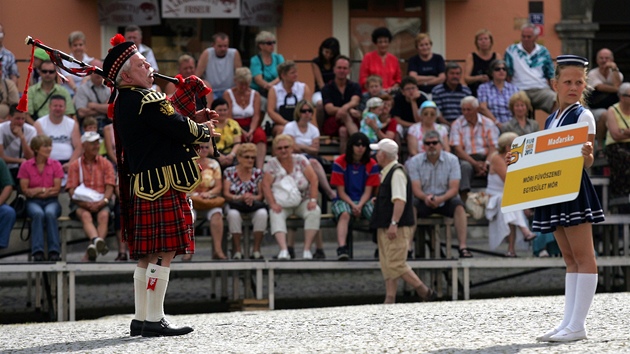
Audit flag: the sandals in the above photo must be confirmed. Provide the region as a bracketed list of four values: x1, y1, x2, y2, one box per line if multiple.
[524, 233, 537, 242]
[458, 248, 473, 258]
[418, 287, 438, 302]
[114, 253, 128, 261]
[504, 252, 517, 258]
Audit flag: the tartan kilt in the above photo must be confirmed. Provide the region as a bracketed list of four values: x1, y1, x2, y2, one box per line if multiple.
[127, 188, 195, 260]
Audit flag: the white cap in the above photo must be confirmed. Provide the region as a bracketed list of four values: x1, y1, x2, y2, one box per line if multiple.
[81, 131, 101, 143]
[369, 138, 398, 155]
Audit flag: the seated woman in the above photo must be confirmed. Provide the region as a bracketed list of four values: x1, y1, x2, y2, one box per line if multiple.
[223, 143, 268, 259]
[407, 33, 446, 94]
[261, 134, 321, 260]
[311, 37, 340, 126]
[267, 61, 313, 136]
[189, 142, 226, 261]
[282, 100, 336, 201]
[407, 100, 450, 157]
[605, 83, 630, 198]
[501, 91, 539, 135]
[17, 135, 64, 261]
[331, 132, 380, 260]
[211, 98, 242, 169]
[358, 27, 401, 93]
[464, 29, 501, 97]
[223, 67, 267, 169]
[477, 59, 520, 127]
[250, 31, 284, 99]
[486, 132, 536, 257]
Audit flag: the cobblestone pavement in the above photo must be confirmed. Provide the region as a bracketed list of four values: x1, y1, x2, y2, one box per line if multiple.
[1, 293, 629, 353]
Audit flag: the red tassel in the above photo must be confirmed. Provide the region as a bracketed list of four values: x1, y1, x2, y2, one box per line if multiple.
[110, 34, 126, 47]
[17, 40, 37, 112]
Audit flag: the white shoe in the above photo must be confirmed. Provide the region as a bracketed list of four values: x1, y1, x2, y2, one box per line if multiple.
[277, 250, 290, 260]
[536, 328, 560, 342]
[538, 250, 550, 258]
[232, 252, 243, 260]
[548, 328, 587, 342]
[303, 250, 313, 259]
[251, 251, 263, 260]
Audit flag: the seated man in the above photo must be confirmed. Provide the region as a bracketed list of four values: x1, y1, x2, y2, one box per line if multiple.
[26, 60, 76, 124]
[73, 59, 111, 134]
[0, 104, 36, 184]
[431, 62, 472, 125]
[0, 62, 19, 121]
[66, 131, 115, 262]
[449, 96, 499, 201]
[321, 55, 361, 153]
[391, 76, 427, 138]
[0, 159, 16, 249]
[34, 95, 82, 173]
[405, 130, 471, 258]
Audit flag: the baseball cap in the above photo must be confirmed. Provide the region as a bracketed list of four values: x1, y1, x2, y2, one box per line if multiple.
[366, 97, 383, 109]
[369, 138, 398, 155]
[81, 131, 101, 143]
[34, 48, 49, 61]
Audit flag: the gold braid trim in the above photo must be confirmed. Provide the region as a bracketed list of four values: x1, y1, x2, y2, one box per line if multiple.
[138, 91, 167, 114]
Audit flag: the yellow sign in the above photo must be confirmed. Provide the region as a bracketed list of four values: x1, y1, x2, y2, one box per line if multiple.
[501, 122, 589, 213]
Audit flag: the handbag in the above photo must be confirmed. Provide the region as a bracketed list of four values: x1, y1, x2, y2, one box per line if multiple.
[465, 191, 489, 220]
[71, 158, 104, 203]
[228, 200, 267, 213]
[278, 94, 297, 122]
[10, 193, 27, 218]
[190, 195, 225, 210]
[272, 173, 302, 208]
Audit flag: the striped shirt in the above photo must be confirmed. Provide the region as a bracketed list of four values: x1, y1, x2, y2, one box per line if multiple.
[431, 83, 472, 122]
[477, 81, 520, 123]
[449, 114, 499, 156]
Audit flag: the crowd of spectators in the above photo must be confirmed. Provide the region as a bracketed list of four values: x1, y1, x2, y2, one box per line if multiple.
[0, 22, 624, 263]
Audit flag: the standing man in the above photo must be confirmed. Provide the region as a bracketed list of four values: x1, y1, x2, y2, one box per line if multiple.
[431, 62, 472, 125]
[405, 130, 472, 258]
[26, 60, 75, 124]
[0, 23, 19, 85]
[195, 33, 243, 99]
[124, 25, 159, 71]
[321, 55, 362, 153]
[103, 35, 217, 337]
[0, 104, 37, 183]
[369, 138, 436, 304]
[73, 59, 111, 133]
[504, 23, 556, 113]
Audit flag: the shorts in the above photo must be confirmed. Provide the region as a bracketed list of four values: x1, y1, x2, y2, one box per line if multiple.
[322, 115, 360, 136]
[525, 88, 556, 114]
[331, 199, 374, 221]
[414, 196, 464, 218]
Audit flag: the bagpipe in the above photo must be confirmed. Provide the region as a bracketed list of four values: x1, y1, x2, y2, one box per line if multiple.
[22, 36, 219, 157]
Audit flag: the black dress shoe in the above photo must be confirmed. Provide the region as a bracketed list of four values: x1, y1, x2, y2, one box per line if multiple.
[33, 252, 45, 262]
[130, 319, 143, 336]
[48, 252, 61, 262]
[141, 318, 193, 337]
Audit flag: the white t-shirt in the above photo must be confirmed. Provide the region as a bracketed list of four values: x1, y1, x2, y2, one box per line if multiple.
[282, 121, 320, 146]
[0, 121, 37, 169]
[547, 104, 596, 134]
[587, 68, 624, 88]
[37, 115, 76, 162]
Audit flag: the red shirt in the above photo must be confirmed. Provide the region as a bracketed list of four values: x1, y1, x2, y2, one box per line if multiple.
[359, 51, 402, 92]
[66, 155, 116, 193]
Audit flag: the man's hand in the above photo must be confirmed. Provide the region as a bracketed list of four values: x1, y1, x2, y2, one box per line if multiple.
[386, 224, 398, 240]
[473, 160, 488, 176]
[11, 125, 24, 139]
[424, 194, 439, 209]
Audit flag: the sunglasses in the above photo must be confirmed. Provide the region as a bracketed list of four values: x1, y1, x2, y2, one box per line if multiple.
[353, 142, 367, 147]
[493, 67, 507, 72]
[262, 41, 276, 45]
[240, 155, 256, 160]
[300, 109, 313, 114]
[622, 94, 630, 98]
[423, 141, 439, 146]
[40, 70, 56, 74]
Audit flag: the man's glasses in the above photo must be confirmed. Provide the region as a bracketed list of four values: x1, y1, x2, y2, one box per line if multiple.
[262, 41, 276, 45]
[300, 109, 313, 114]
[40, 70, 56, 74]
[424, 141, 439, 146]
[240, 155, 256, 160]
[493, 67, 507, 72]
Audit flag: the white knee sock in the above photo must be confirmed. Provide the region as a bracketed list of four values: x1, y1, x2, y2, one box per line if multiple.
[556, 273, 578, 331]
[133, 267, 147, 321]
[145, 264, 170, 322]
[565, 273, 598, 332]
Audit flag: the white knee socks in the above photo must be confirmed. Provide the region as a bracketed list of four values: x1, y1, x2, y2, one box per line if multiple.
[565, 273, 598, 332]
[145, 264, 171, 322]
[556, 273, 578, 331]
[133, 267, 147, 321]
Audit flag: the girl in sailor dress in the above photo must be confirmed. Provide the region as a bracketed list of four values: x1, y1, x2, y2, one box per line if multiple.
[533, 55, 605, 343]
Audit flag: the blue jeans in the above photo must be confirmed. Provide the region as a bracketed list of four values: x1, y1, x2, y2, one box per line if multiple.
[26, 198, 61, 255]
[0, 204, 16, 248]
